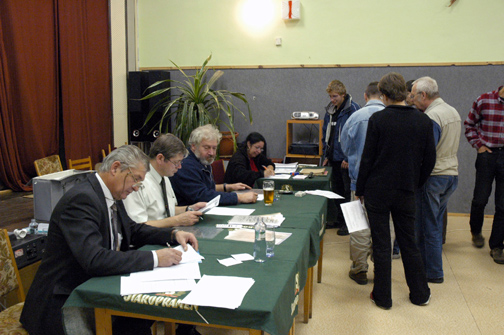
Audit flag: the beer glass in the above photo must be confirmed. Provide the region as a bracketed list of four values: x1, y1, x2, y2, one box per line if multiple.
[263, 180, 275, 206]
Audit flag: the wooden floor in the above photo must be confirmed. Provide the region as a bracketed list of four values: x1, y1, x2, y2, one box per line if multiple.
[0, 191, 34, 231]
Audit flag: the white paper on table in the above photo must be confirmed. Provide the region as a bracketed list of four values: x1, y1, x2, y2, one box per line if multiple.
[267, 174, 291, 180]
[257, 194, 264, 201]
[292, 175, 308, 180]
[305, 190, 344, 199]
[205, 207, 255, 216]
[120, 277, 196, 296]
[275, 162, 298, 169]
[274, 168, 297, 174]
[129, 262, 201, 281]
[217, 257, 242, 267]
[200, 195, 220, 213]
[225, 229, 292, 245]
[340, 200, 369, 233]
[181, 275, 255, 309]
[231, 253, 254, 261]
[173, 244, 205, 264]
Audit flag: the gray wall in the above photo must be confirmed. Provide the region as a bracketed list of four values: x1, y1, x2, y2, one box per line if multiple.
[168, 65, 503, 214]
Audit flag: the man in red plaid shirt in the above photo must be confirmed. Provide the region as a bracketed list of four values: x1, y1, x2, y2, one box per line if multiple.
[464, 85, 504, 264]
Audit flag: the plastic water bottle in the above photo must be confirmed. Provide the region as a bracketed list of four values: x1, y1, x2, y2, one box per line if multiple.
[29, 218, 38, 234]
[266, 225, 275, 258]
[254, 218, 267, 263]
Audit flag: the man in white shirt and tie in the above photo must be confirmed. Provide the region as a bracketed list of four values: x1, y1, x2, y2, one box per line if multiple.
[124, 133, 207, 228]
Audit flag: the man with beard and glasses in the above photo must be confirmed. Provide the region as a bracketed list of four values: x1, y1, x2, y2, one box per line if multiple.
[170, 124, 258, 206]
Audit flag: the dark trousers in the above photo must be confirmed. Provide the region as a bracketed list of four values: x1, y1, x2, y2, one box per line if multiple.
[469, 150, 504, 249]
[328, 160, 351, 226]
[365, 189, 430, 308]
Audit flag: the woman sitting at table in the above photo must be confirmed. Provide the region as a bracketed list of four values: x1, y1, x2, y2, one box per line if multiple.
[224, 132, 275, 187]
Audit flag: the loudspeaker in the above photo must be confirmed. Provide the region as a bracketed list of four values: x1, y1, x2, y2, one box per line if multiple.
[127, 71, 171, 142]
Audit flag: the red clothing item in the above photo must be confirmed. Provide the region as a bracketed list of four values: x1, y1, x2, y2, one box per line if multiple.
[250, 158, 258, 172]
[464, 86, 504, 149]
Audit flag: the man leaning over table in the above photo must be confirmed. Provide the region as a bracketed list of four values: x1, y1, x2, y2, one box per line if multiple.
[20, 145, 198, 335]
[124, 133, 207, 228]
[170, 124, 258, 206]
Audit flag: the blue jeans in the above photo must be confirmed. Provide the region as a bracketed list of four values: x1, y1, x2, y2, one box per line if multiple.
[415, 175, 458, 279]
[469, 150, 504, 249]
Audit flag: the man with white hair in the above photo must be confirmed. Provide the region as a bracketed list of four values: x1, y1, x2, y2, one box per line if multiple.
[170, 124, 258, 206]
[411, 76, 461, 284]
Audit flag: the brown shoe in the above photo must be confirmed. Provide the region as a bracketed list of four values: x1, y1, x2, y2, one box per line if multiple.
[472, 233, 485, 248]
[349, 271, 368, 285]
[490, 248, 504, 264]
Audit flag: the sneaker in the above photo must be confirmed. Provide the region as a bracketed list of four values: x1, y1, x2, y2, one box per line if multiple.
[337, 225, 349, 236]
[412, 294, 431, 306]
[490, 248, 504, 264]
[370, 292, 391, 310]
[472, 233, 485, 248]
[349, 271, 368, 285]
[392, 252, 401, 259]
[427, 277, 444, 284]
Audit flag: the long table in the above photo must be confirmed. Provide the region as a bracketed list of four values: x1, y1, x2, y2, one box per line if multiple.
[63, 193, 327, 335]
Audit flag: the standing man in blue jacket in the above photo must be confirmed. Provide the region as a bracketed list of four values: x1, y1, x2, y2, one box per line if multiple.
[322, 80, 360, 235]
[170, 124, 258, 206]
[341, 81, 385, 285]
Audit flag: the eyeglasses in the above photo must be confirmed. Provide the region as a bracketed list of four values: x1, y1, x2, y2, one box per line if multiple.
[168, 159, 182, 168]
[127, 167, 143, 189]
[251, 145, 264, 152]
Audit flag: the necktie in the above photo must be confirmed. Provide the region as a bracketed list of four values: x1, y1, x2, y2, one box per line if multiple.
[110, 203, 120, 251]
[160, 178, 170, 217]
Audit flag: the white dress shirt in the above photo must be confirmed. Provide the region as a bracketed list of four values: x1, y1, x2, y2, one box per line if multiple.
[123, 163, 178, 223]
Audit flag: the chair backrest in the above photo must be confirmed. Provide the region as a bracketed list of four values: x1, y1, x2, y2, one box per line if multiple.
[211, 159, 226, 184]
[0, 229, 25, 303]
[68, 156, 93, 171]
[102, 144, 112, 159]
[34, 155, 63, 176]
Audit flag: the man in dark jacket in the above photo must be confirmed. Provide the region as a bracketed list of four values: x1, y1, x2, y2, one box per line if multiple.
[20, 145, 198, 335]
[322, 80, 360, 235]
[170, 124, 258, 206]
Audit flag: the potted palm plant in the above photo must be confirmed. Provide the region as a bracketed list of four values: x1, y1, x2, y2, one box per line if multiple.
[141, 54, 252, 154]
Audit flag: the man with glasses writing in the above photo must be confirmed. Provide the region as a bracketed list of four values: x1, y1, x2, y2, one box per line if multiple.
[124, 133, 207, 228]
[170, 124, 258, 206]
[21, 145, 198, 335]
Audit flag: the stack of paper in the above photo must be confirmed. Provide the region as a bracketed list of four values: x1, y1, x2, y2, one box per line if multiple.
[120, 244, 203, 296]
[228, 213, 285, 227]
[224, 228, 292, 244]
[181, 275, 255, 309]
[274, 162, 298, 174]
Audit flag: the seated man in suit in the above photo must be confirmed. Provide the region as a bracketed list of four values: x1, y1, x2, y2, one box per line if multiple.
[20, 145, 198, 335]
[170, 124, 258, 206]
[124, 133, 207, 228]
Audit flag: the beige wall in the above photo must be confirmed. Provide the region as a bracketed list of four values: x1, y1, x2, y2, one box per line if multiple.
[136, 0, 504, 67]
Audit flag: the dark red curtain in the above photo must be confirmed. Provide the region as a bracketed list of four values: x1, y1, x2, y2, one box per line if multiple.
[0, 0, 112, 191]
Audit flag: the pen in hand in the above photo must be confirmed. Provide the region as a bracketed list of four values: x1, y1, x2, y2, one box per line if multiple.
[188, 206, 204, 221]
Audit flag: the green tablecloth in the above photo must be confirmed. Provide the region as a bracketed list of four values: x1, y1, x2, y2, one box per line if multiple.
[63, 194, 327, 335]
[254, 166, 332, 192]
[64, 230, 309, 335]
[255, 166, 337, 222]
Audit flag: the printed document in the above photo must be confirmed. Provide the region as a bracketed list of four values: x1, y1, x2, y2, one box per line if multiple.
[340, 200, 369, 233]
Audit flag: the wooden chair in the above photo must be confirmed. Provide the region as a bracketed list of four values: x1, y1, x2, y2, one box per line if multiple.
[68, 156, 93, 170]
[0, 229, 28, 334]
[101, 143, 112, 159]
[34, 154, 63, 176]
[211, 159, 226, 184]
